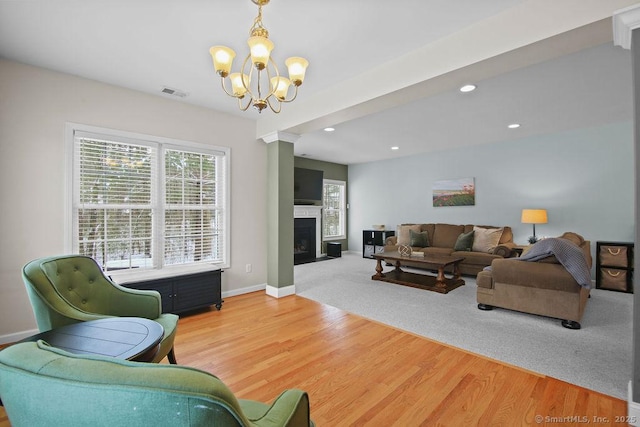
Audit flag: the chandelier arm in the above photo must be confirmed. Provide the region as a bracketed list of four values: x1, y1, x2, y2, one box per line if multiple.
[219, 76, 239, 98]
[263, 57, 278, 100]
[237, 97, 252, 111]
[266, 96, 282, 113]
[280, 84, 299, 103]
[240, 54, 257, 101]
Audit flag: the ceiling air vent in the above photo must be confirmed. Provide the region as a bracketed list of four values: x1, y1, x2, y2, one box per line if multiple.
[160, 86, 188, 98]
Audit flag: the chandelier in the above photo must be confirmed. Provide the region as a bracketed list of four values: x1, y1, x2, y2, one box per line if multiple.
[209, 0, 309, 113]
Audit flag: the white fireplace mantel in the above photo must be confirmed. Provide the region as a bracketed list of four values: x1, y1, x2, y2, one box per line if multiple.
[294, 205, 322, 258]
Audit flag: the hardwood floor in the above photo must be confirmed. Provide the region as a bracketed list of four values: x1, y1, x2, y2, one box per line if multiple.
[0, 291, 629, 426]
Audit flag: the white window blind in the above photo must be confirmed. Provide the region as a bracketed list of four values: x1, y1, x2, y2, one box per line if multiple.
[72, 128, 228, 273]
[163, 149, 224, 266]
[322, 179, 346, 239]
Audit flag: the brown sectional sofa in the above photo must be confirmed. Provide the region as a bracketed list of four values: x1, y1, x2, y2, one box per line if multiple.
[476, 232, 592, 329]
[384, 223, 517, 276]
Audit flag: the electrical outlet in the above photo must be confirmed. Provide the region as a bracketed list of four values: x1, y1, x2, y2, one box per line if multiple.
[245, 263, 252, 273]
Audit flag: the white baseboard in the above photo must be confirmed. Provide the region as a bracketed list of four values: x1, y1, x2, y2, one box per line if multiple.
[265, 284, 296, 298]
[629, 381, 640, 426]
[0, 328, 39, 345]
[222, 283, 266, 298]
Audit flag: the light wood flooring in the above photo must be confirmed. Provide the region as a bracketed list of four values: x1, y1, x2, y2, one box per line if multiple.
[0, 291, 629, 426]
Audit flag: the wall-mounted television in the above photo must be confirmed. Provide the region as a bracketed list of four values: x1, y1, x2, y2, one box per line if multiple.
[294, 167, 323, 204]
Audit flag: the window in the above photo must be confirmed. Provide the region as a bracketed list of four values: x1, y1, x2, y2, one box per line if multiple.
[322, 179, 346, 240]
[69, 125, 229, 276]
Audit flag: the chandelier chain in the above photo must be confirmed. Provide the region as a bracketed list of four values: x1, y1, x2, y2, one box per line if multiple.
[249, 5, 268, 38]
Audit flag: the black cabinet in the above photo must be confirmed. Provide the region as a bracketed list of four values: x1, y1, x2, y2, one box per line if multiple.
[596, 241, 633, 293]
[122, 269, 223, 314]
[363, 229, 394, 258]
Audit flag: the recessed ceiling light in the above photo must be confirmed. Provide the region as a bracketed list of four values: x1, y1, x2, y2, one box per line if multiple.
[508, 123, 521, 129]
[459, 84, 476, 93]
[391, 146, 399, 150]
[323, 127, 335, 132]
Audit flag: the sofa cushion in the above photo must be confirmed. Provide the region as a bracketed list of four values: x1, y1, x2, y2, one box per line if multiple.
[454, 231, 474, 251]
[410, 230, 429, 247]
[423, 247, 454, 256]
[396, 224, 422, 246]
[432, 224, 465, 248]
[472, 226, 504, 253]
[419, 224, 435, 244]
[452, 251, 502, 266]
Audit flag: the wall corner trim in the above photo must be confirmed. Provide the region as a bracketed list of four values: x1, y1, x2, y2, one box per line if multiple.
[265, 284, 296, 298]
[629, 381, 640, 426]
[261, 131, 300, 144]
[613, 4, 640, 50]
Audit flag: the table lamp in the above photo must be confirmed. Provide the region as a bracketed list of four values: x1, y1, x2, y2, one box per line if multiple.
[521, 209, 548, 243]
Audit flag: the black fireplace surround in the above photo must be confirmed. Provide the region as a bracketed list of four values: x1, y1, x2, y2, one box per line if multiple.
[294, 218, 316, 265]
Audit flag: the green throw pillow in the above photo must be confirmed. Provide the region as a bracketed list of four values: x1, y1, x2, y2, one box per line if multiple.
[454, 230, 474, 251]
[409, 230, 429, 247]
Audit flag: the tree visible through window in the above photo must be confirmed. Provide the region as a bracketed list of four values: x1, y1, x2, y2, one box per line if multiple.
[164, 149, 221, 265]
[322, 179, 346, 239]
[72, 129, 228, 273]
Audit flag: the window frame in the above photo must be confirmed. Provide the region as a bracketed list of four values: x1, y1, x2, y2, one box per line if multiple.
[322, 178, 346, 241]
[65, 123, 230, 282]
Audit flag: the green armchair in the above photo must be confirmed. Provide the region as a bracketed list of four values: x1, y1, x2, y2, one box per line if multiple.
[22, 255, 178, 364]
[0, 341, 314, 427]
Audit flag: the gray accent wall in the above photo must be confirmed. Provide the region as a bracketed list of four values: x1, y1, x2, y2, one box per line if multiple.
[294, 157, 349, 254]
[348, 121, 634, 265]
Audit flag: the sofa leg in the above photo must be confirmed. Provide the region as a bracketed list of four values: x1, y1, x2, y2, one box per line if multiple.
[477, 303, 494, 311]
[561, 320, 581, 330]
[168, 347, 177, 364]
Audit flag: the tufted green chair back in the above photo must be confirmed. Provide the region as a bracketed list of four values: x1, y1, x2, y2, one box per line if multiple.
[0, 341, 314, 427]
[22, 255, 179, 364]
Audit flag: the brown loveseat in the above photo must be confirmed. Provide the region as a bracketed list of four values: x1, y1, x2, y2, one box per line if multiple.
[476, 232, 592, 329]
[384, 223, 516, 276]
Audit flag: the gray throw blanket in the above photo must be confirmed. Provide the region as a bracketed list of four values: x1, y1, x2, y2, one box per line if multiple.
[517, 238, 592, 288]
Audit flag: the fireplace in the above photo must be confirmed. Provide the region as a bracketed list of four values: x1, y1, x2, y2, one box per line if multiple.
[294, 218, 316, 264]
[293, 205, 322, 265]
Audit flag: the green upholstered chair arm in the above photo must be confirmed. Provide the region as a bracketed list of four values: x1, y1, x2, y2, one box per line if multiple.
[0, 341, 313, 427]
[239, 390, 313, 427]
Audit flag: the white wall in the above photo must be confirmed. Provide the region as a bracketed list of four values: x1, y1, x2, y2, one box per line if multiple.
[348, 121, 634, 262]
[0, 59, 268, 342]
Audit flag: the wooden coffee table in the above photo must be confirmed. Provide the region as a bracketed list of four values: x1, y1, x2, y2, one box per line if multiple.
[372, 251, 465, 294]
[19, 317, 164, 362]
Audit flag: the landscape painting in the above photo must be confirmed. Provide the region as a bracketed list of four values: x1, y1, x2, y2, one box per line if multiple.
[432, 177, 475, 207]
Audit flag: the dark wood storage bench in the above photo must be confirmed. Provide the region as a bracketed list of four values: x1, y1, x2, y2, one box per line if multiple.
[122, 269, 223, 314]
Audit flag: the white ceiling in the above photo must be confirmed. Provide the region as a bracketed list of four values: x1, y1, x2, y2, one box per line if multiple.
[0, 0, 635, 165]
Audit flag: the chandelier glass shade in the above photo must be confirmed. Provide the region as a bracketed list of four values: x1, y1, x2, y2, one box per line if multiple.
[209, 0, 309, 113]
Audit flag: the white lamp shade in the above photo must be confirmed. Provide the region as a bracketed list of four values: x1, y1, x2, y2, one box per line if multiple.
[270, 76, 291, 100]
[285, 57, 309, 86]
[229, 73, 249, 97]
[209, 46, 236, 76]
[247, 36, 273, 68]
